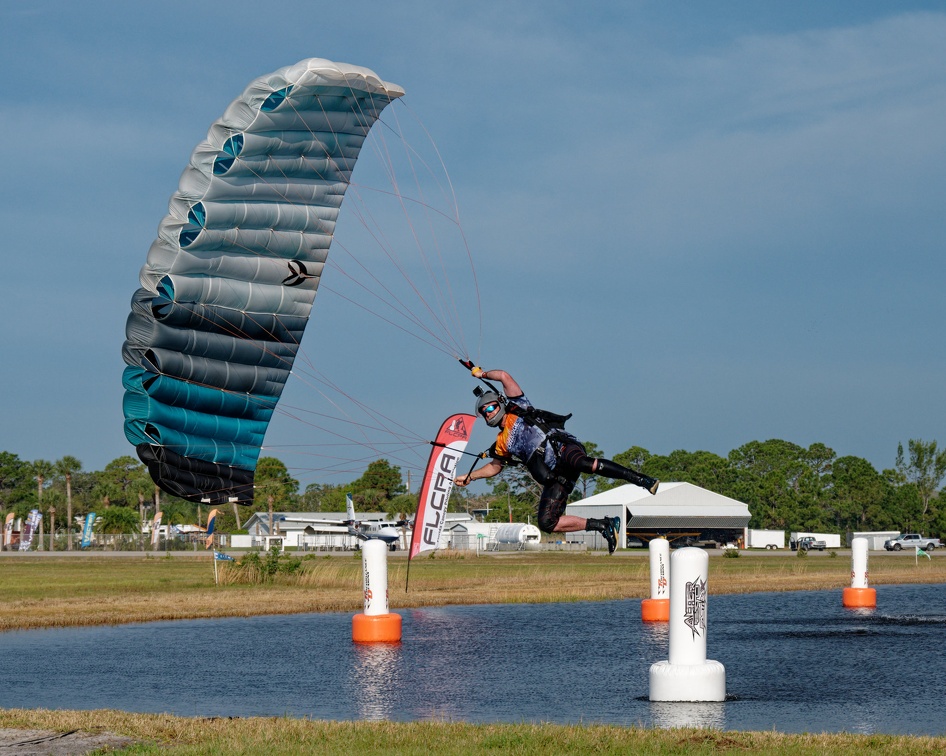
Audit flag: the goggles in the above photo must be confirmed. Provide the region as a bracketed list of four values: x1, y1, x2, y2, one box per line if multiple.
[480, 403, 499, 415]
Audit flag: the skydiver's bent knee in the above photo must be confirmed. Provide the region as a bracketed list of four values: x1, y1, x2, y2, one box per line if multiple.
[559, 442, 596, 474]
[538, 508, 562, 534]
[537, 478, 575, 533]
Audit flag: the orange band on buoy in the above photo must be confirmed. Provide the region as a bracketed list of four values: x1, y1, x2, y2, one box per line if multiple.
[352, 612, 402, 643]
[641, 598, 670, 622]
[842, 586, 876, 608]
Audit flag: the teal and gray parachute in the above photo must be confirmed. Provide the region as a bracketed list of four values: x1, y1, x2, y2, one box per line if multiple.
[122, 59, 404, 505]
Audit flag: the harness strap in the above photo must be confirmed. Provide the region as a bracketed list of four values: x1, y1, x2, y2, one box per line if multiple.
[504, 403, 572, 435]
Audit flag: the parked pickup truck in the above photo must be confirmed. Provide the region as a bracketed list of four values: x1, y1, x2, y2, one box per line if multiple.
[797, 536, 826, 552]
[884, 534, 942, 551]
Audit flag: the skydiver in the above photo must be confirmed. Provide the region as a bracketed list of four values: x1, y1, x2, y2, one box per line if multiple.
[454, 367, 659, 554]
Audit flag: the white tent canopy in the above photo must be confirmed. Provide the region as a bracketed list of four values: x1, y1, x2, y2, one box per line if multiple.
[565, 482, 751, 549]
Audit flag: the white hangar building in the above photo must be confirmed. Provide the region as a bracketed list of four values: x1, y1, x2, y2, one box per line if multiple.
[565, 482, 751, 550]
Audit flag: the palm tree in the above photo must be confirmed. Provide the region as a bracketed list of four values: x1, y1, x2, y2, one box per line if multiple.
[32, 459, 54, 501]
[98, 506, 141, 534]
[55, 456, 82, 550]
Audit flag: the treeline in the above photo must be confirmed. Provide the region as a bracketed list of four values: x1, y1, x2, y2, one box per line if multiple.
[2, 438, 944, 538]
[600, 438, 946, 537]
[0, 452, 416, 536]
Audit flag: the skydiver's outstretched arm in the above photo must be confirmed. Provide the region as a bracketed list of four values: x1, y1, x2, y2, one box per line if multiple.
[471, 368, 522, 398]
[455, 460, 503, 488]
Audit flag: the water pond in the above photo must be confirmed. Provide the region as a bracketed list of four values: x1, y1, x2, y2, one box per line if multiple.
[1, 584, 944, 735]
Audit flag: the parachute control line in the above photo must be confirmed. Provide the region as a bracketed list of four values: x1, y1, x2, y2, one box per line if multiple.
[121, 58, 404, 505]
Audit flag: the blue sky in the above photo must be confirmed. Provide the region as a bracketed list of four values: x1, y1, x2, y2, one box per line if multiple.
[1, 1, 943, 489]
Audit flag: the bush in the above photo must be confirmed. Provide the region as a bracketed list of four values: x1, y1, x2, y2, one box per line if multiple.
[233, 545, 302, 583]
[723, 548, 740, 559]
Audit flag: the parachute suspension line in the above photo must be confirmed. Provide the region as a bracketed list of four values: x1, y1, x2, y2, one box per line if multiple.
[269, 440, 435, 483]
[322, 236, 460, 356]
[276, 450, 431, 479]
[368, 120, 462, 352]
[334, 87, 475, 359]
[382, 102, 473, 359]
[330, 181, 478, 359]
[307, 278, 456, 358]
[302, 366, 429, 448]
[338, 177, 466, 358]
[384, 101, 484, 362]
[264, 402, 428, 476]
[264, 360, 431, 470]
[276, 365, 429, 450]
[364, 108, 469, 359]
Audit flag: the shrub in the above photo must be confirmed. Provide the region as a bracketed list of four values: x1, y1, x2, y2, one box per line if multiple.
[231, 545, 302, 583]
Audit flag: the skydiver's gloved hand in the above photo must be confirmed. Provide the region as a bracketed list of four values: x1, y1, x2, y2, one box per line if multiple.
[470, 366, 484, 378]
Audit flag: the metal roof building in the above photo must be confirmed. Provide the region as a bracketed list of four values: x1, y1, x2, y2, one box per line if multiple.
[565, 482, 751, 550]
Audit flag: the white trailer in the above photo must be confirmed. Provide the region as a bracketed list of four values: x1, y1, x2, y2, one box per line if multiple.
[743, 529, 785, 549]
[790, 531, 842, 549]
[849, 531, 900, 551]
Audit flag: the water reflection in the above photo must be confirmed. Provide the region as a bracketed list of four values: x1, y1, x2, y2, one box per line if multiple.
[351, 643, 403, 720]
[639, 620, 669, 654]
[650, 701, 726, 731]
[405, 608, 486, 722]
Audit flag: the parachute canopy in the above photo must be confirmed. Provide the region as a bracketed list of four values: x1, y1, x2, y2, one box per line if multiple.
[122, 58, 404, 505]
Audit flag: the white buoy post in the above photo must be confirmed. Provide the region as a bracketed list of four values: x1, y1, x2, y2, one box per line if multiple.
[649, 547, 726, 701]
[641, 538, 670, 622]
[843, 537, 876, 608]
[352, 540, 402, 642]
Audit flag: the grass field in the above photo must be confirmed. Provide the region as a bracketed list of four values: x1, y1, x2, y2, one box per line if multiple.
[1, 707, 946, 755]
[0, 549, 944, 631]
[2, 550, 944, 753]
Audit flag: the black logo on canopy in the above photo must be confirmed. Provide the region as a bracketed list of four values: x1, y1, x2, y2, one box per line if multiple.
[282, 261, 317, 287]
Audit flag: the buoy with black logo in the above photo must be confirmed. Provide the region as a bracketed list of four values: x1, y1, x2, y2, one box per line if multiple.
[843, 537, 876, 608]
[649, 547, 726, 702]
[352, 539, 402, 643]
[641, 537, 670, 622]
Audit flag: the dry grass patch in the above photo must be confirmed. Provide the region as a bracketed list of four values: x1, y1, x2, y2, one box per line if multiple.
[1, 708, 945, 755]
[1, 552, 945, 631]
